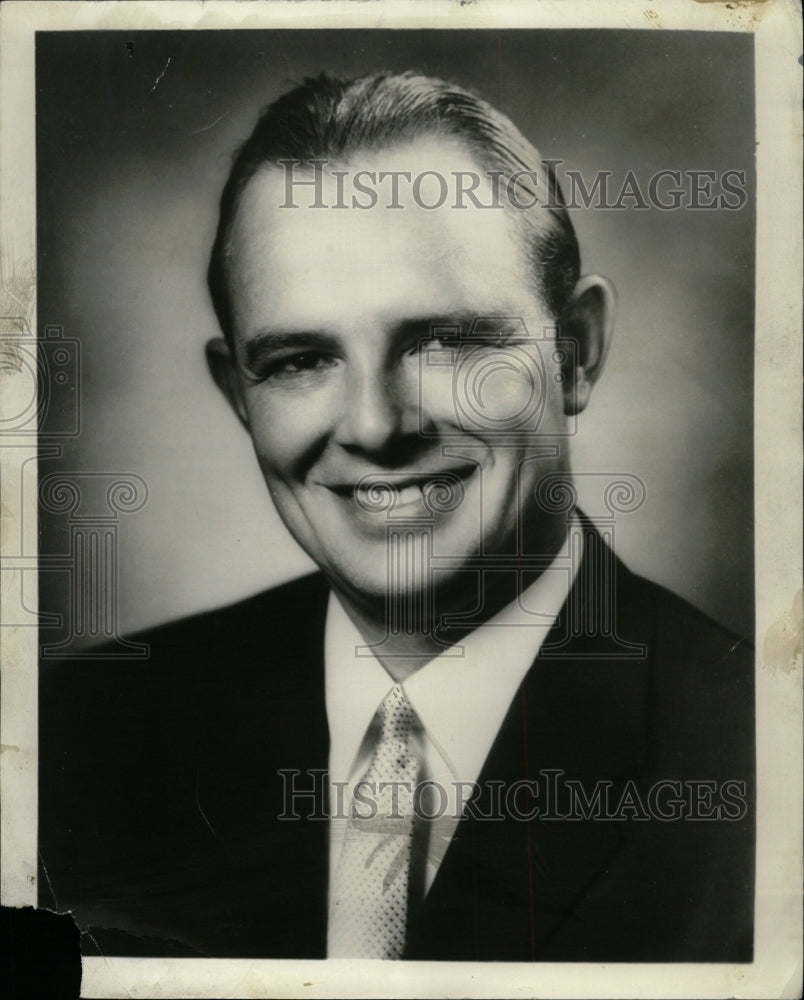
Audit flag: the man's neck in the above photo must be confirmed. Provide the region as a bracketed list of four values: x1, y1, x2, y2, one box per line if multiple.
[329, 515, 572, 683]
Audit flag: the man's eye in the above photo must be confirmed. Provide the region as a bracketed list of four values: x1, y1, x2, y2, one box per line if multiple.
[283, 353, 326, 371]
[409, 333, 507, 354]
[262, 353, 337, 380]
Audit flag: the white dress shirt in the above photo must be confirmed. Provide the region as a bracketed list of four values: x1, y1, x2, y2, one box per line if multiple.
[325, 518, 583, 915]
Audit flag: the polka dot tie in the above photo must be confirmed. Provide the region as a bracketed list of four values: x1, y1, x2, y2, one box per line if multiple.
[328, 684, 421, 959]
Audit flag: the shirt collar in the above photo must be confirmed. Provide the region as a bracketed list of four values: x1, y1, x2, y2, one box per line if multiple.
[325, 601, 394, 787]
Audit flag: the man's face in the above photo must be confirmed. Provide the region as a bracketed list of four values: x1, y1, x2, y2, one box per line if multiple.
[223, 138, 573, 607]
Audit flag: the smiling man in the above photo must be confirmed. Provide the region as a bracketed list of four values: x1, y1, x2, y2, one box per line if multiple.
[205, 127, 604, 669]
[39, 72, 754, 963]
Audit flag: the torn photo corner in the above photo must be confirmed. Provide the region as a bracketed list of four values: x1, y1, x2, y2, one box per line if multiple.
[0, 1, 801, 998]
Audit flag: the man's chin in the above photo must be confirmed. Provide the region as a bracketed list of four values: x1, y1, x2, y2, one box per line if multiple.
[326, 563, 435, 606]
[323, 553, 479, 626]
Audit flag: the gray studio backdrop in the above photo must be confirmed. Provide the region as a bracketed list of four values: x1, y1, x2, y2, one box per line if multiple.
[37, 29, 754, 646]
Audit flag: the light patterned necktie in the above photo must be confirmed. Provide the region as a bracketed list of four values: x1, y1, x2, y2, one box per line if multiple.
[328, 683, 422, 959]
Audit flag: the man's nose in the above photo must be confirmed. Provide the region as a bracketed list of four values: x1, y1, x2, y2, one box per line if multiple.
[333, 364, 417, 456]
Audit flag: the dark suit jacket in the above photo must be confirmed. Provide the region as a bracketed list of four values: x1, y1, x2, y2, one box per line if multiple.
[38, 524, 754, 961]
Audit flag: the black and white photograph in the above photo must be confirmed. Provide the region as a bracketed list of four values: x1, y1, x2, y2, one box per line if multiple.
[0, 2, 801, 998]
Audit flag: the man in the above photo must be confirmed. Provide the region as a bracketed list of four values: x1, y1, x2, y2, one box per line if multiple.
[39, 72, 754, 962]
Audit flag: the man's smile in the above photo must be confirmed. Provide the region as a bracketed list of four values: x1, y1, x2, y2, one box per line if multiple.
[317, 463, 480, 520]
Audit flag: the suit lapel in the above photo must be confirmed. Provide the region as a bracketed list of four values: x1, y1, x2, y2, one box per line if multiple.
[406, 522, 655, 961]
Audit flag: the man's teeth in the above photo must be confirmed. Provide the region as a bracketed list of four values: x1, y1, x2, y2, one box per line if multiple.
[353, 482, 425, 508]
[396, 483, 423, 506]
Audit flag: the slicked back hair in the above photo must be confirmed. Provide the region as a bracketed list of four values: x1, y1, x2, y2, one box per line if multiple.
[207, 72, 580, 346]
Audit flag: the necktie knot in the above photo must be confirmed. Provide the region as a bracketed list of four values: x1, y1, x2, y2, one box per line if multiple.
[371, 685, 418, 791]
[379, 682, 413, 729]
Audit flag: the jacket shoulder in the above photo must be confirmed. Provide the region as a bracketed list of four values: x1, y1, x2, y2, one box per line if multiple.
[620, 566, 754, 777]
[41, 571, 329, 681]
[128, 571, 329, 655]
[39, 571, 331, 781]
[620, 563, 752, 663]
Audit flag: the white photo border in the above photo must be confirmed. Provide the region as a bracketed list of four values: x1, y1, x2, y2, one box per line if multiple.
[1, 2, 801, 998]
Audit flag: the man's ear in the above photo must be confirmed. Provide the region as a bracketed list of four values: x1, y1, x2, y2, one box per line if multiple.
[206, 338, 249, 429]
[558, 274, 616, 416]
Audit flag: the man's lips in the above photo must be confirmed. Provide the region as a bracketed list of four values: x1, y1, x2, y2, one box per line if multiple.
[322, 465, 478, 501]
[318, 466, 478, 518]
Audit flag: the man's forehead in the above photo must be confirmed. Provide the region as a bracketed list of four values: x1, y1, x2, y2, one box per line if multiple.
[226, 136, 545, 337]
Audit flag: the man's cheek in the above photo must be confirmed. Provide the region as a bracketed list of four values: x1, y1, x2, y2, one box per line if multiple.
[476, 369, 541, 428]
[418, 365, 462, 429]
[253, 433, 309, 481]
[248, 399, 328, 463]
[455, 366, 545, 435]
[422, 340, 546, 433]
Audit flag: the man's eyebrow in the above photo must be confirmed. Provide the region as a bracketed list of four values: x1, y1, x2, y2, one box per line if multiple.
[393, 313, 474, 337]
[243, 329, 336, 368]
[392, 313, 528, 338]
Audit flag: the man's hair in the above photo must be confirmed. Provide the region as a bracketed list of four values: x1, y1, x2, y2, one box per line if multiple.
[208, 71, 580, 345]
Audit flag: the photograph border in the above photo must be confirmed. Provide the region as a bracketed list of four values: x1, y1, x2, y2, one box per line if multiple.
[1, 2, 801, 998]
